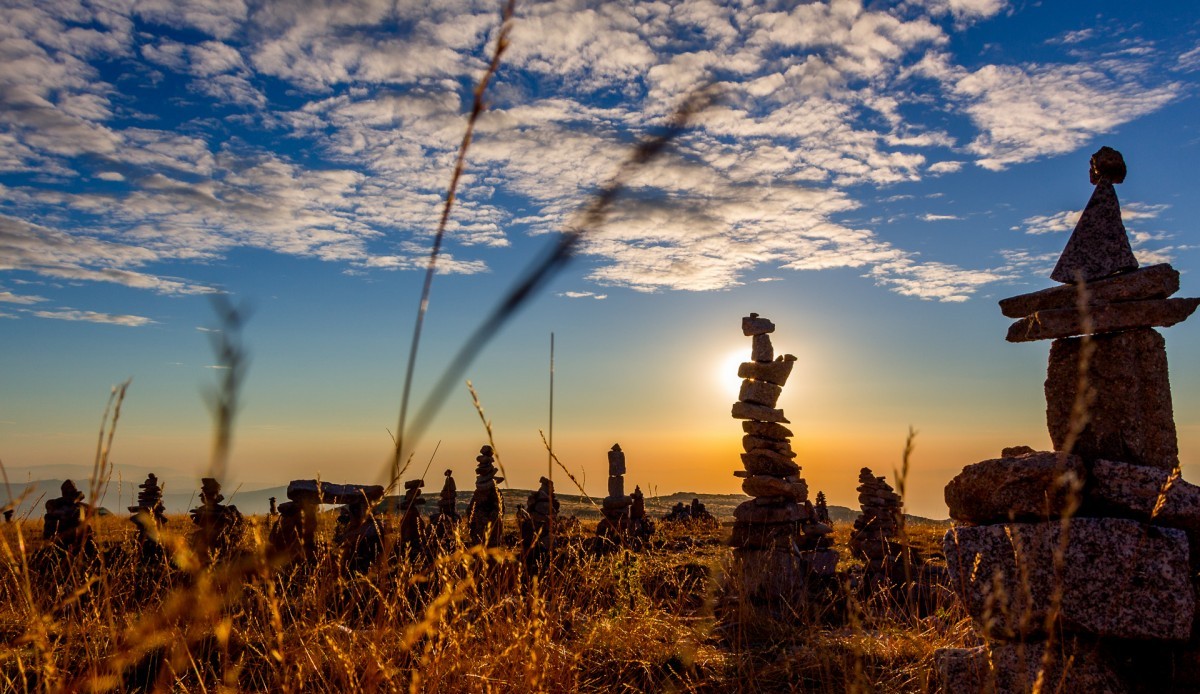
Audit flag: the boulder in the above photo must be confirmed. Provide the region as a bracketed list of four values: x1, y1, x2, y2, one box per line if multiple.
[1088, 458, 1200, 535]
[944, 518, 1193, 641]
[944, 451, 1085, 524]
[1046, 329, 1179, 470]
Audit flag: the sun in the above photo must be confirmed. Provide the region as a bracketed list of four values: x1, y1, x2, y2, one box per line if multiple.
[719, 347, 749, 400]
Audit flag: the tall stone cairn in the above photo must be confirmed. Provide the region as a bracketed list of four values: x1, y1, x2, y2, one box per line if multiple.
[398, 478, 428, 558]
[937, 147, 1200, 693]
[518, 476, 560, 569]
[467, 445, 504, 547]
[814, 491, 831, 524]
[596, 443, 633, 544]
[43, 479, 93, 554]
[848, 468, 909, 584]
[730, 314, 836, 601]
[188, 477, 243, 557]
[128, 473, 168, 560]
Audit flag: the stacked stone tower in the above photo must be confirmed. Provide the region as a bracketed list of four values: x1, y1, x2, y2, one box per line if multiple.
[596, 444, 632, 543]
[730, 314, 836, 601]
[518, 476, 560, 568]
[430, 469, 460, 540]
[129, 473, 168, 559]
[938, 148, 1200, 692]
[848, 467, 910, 585]
[188, 477, 243, 557]
[467, 445, 504, 547]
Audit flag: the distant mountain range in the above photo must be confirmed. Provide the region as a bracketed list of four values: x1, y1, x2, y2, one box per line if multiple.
[2, 469, 948, 525]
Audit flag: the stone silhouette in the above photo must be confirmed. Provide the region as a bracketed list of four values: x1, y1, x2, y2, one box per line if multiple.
[429, 469, 460, 544]
[939, 148, 1200, 692]
[44, 479, 94, 554]
[128, 473, 168, 562]
[467, 445, 504, 547]
[517, 476, 559, 569]
[848, 468, 915, 587]
[188, 478, 243, 557]
[729, 314, 836, 603]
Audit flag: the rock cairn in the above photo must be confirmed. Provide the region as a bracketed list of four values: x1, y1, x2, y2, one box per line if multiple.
[429, 470, 460, 542]
[596, 443, 633, 545]
[628, 485, 654, 547]
[335, 493, 384, 573]
[517, 476, 560, 568]
[467, 445, 504, 547]
[128, 474, 168, 559]
[814, 491, 830, 524]
[848, 468, 912, 585]
[44, 480, 93, 553]
[730, 314, 836, 601]
[274, 480, 384, 562]
[663, 498, 717, 528]
[189, 478, 243, 557]
[938, 147, 1200, 692]
[398, 478, 428, 558]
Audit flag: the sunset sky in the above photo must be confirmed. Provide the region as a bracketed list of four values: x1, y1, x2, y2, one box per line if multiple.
[2, 0, 1199, 518]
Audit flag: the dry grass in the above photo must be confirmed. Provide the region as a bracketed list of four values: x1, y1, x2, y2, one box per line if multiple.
[0, 508, 973, 693]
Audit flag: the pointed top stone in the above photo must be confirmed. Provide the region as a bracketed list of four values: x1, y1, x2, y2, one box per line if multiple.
[1049, 179, 1138, 284]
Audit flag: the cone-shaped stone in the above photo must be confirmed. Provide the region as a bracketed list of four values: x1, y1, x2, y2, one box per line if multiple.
[1050, 181, 1137, 283]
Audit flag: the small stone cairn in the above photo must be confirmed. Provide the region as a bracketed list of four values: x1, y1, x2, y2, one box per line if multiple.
[128, 473, 168, 559]
[814, 491, 831, 524]
[937, 147, 1200, 692]
[429, 469, 460, 541]
[467, 445, 504, 547]
[334, 494, 384, 574]
[663, 498, 717, 528]
[274, 480, 385, 563]
[848, 467, 913, 585]
[188, 478, 243, 557]
[628, 485, 654, 547]
[730, 314, 836, 601]
[43, 479, 93, 553]
[397, 478, 428, 558]
[517, 476, 560, 567]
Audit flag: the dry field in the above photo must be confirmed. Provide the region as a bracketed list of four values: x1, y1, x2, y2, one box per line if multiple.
[0, 509, 971, 693]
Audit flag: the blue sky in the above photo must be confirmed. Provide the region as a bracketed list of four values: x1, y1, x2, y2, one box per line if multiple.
[1, 0, 1199, 518]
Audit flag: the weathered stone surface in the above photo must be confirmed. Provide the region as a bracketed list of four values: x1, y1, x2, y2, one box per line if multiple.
[1006, 297, 1199, 342]
[731, 401, 789, 423]
[607, 476, 624, 498]
[742, 435, 794, 457]
[1046, 329, 1178, 469]
[933, 641, 1127, 694]
[607, 443, 626, 475]
[742, 313, 775, 336]
[751, 333, 773, 362]
[287, 480, 385, 505]
[742, 420, 794, 439]
[740, 451, 801, 477]
[944, 451, 1085, 524]
[732, 547, 812, 601]
[1090, 145, 1126, 185]
[1051, 180, 1138, 284]
[730, 520, 800, 548]
[742, 475, 807, 500]
[738, 379, 782, 407]
[1001, 445, 1036, 457]
[734, 499, 803, 524]
[999, 263, 1179, 318]
[737, 357, 796, 386]
[1089, 458, 1200, 534]
[602, 496, 632, 511]
[944, 518, 1193, 640]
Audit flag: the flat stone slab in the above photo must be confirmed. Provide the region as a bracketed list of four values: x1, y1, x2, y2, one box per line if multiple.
[1047, 328, 1179, 470]
[1051, 180, 1138, 284]
[944, 517, 1193, 640]
[737, 358, 795, 386]
[944, 451, 1085, 524]
[287, 480, 385, 504]
[742, 475, 807, 501]
[1006, 297, 1199, 342]
[738, 379, 782, 407]
[731, 401, 789, 423]
[934, 641, 1127, 694]
[740, 451, 800, 477]
[1089, 458, 1200, 535]
[734, 499, 803, 524]
[742, 420, 794, 439]
[1000, 263, 1179, 318]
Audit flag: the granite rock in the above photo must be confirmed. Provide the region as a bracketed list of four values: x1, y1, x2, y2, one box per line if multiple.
[738, 379, 783, 408]
[933, 641, 1127, 694]
[731, 401, 789, 423]
[1088, 458, 1200, 535]
[1006, 297, 1199, 342]
[999, 263, 1179, 318]
[1046, 328, 1179, 469]
[737, 358, 796, 386]
[1050, 180, 1138, 284]
[944, 451, 1085, 524]
[944, 518, 1193, 640]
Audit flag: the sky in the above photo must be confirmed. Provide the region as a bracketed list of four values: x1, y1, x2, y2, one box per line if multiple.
[1, 0, 1199, 519]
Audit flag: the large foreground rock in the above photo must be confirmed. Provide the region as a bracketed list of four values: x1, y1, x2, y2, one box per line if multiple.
[1006, 297, 1199, 342]
[1046, 328, 1179, 470]
[934, 641, 1127, 694]
[944, 518, 1193, 640]
[1088, 458, 1200, 535]
[945, 451, 1085, 524]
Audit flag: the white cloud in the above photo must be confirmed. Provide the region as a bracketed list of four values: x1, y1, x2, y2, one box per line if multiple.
[0, 290, 47, 304]
[921, 213, 960, 221]
[560, 291, 607, 299]
[927, 160, 963, 174]
[32, 309, 156, 326]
